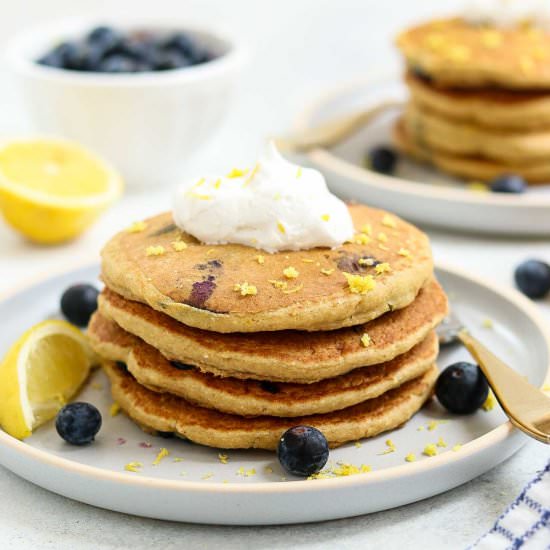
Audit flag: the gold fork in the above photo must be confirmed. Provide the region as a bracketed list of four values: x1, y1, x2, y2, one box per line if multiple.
[275, 100, 403, 152]
[437, 312, 550, 444]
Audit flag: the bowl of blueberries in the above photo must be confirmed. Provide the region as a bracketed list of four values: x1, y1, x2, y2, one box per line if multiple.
[6, 18, 245, 188]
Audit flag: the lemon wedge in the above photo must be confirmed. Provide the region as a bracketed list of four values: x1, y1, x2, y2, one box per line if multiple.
[0, 138, 123, 244]
[0, 320, 97, 440]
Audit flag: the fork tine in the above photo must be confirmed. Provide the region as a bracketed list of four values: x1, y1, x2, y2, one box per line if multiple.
[436, 311, 465, 345]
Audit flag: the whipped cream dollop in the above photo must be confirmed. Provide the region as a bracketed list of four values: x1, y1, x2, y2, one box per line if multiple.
[173, 142, 354, 253]
[464, 0, 550, 28]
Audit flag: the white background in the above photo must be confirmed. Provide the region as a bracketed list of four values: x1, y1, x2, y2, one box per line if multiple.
[0, 1, 549, 548]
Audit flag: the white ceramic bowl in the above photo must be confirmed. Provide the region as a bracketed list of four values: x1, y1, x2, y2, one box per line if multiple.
[6, 18, 246, 188]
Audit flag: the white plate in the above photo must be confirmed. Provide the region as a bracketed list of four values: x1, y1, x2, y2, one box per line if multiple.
[293, 75, 550, 236]
[0, 263, 548, 525]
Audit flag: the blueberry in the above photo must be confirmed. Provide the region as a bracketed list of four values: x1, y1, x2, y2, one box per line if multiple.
[163, 32, 210, 64]
[60, 283, 99, 326]
[86, 26, 122, 51]
[435, 362, 489, 414]
[514, 259, 550, 299]
[490, 174, 527, 194]
[153, 50, 190, 70]
[56, 402, 102, 445]
[98, 54, 138, 73]
[277, 426, 329, 477]
[367, 146, 398, 175]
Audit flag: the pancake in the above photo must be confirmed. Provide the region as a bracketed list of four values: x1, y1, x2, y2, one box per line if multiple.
[89, 312, 438, 417]
[406, 72, 550, 131]
[102, 361, 438, 449]
[100, 204, 433, 333]
[403, 101, 550, 163]
[96, 280, 447, 382]
[396, 17, 550, 90]
[393, 119, 550, 184]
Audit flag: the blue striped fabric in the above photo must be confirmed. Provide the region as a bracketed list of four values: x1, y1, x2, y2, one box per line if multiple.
[471, 460, 550, 549]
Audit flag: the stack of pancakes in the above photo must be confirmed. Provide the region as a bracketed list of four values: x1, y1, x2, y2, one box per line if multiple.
[395, 17, 550, 183]
[89, 204, 448, 450]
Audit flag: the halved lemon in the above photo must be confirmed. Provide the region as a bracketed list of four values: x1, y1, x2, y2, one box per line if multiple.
[0, 320, 97, 440]
[0, 138, 123, 244]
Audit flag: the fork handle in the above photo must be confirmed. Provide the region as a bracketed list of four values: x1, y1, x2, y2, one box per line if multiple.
[458, 330, 550, 444]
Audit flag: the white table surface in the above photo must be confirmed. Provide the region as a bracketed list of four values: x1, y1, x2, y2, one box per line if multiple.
[0, 1, 549, 548]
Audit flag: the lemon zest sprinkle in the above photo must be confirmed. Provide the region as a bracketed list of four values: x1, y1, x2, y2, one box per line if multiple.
[296, 166, 303, 178]
[126, 221, 147, 233]
[379, 439, 396, 455]
[382, 215, 397, 228]
[398, 248, 412, 259]
[171, 241, 188, 252]
[377, 232, 388, 243]
[452, 444, 462, 452]
[482, 391, 496, 411]
[423, 444, 438, 457]
[265, 466, 274, 474]
[405, 453, 416, 462]
[354, 441, 362, 448]
[320, 268, 335, 276]
[437, 437, 447, 448]
[234, 282, 258, 296]
[360, 333, 372, 347]
[124, 462, 142, 473]
[227, 168, 248, 178]
[353, 233, 371, 245]
[277, 222, 286, 234]
[283, 266, 299, 279]
[321, 214, 330, 222]
[152, 447, 170, 466]
[214, 178, 222, 189]
[268, 279, 288, 290]
[301, 258, 315, 263]
[482, 318, 494, 329]
[145, 245, 165, 256]
[218, 453, 229, 464]
[375, 262, 392, 274]
[173, 457, 184, 463]
[255, 255, 265, 265]
[186, 191, 212, 200]
[343, 272, 376, 294]
[282, 283, 304, 294]
[109, 402, 121, 417]
[202, 473, 214, 480]
[360, 224, 372, 236]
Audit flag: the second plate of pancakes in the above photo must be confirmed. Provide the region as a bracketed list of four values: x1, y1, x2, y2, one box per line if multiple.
[293, 73, 550, 236]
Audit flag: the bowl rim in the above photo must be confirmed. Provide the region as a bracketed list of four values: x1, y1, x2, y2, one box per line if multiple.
[5, 16, 246, 87]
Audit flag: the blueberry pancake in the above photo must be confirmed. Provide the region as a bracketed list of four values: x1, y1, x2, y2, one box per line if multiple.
[89, 312, 438, 417]
[95, 279, 447, 383]
[393, 118, 550, 183]
[102, 360, 438, 450]
[396, 17, 550, 90]
[406, 72, 550, 131]
[100, 204, 434, 333]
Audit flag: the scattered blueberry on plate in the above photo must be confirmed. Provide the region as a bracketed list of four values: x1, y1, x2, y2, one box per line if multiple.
[489, 174, 527, 194]
[56, 402, 102, 445]
[514, 259, 550, 299]
[277, 425, 329, 477]
[367, 146, 398, 175]
[60, 283, 99, 327]
[37, 25, 213, 73]
[435, 362, 489, 414]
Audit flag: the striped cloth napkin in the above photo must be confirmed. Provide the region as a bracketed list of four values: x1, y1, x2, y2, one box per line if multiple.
[471, 460, 550, 549]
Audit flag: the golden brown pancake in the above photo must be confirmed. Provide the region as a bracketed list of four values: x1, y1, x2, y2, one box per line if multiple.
[406, 72, 550, 131]
[393, 119, 550, 183]
[100, 205, 433, 333]
[396, 17, 550, 90]
[96, 280, 447, 382]
[102, 361, 438, 449]
[89, 312, 438, 417]
[403, 101, 550, 163]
